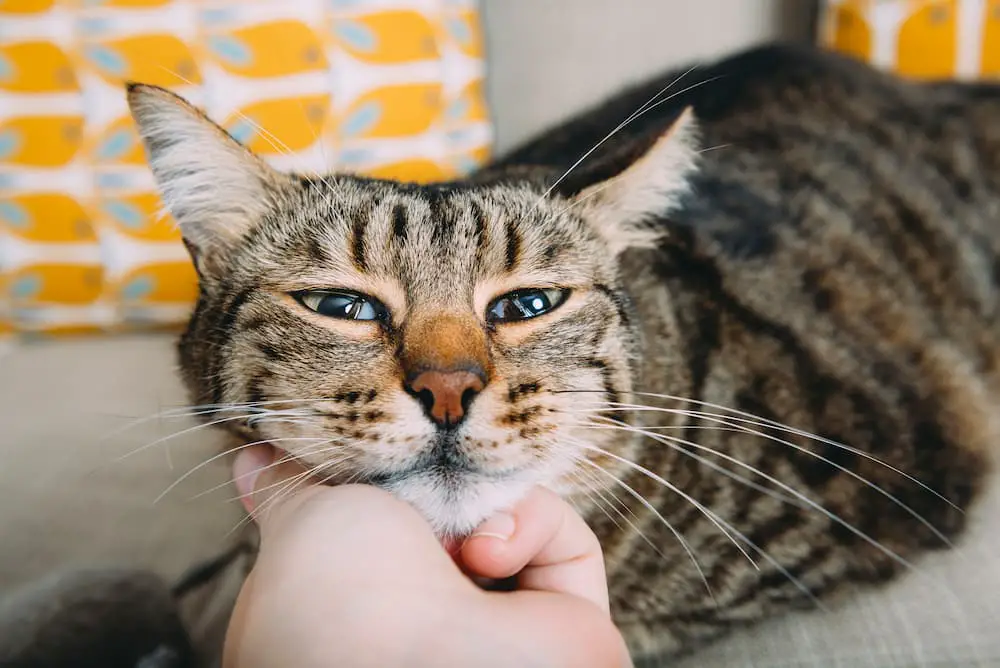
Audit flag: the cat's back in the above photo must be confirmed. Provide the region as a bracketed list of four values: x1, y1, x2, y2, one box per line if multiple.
[493, 44, 1000, 473]
[487, 45, 1000, 657]
[495, 43, 1000, 190]
[494, 43, 1000, 351]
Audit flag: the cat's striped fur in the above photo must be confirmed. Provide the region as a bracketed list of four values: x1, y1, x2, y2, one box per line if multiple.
[128, 44, 1000, 662]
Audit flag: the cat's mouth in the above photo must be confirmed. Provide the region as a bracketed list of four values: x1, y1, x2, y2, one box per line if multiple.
[361, 454, 502, 489]
[362, 463, 489, 488]
[275, 440, 512, 490]
[360, 431, 509, 488]
[274, 437, 532, 535]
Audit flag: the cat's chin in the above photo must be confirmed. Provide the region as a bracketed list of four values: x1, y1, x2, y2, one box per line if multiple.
[380, 469, 535, 538]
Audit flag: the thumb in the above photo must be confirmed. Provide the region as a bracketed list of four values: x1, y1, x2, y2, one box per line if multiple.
[232, 445, 314, 519]
[460, 486, 610, 613]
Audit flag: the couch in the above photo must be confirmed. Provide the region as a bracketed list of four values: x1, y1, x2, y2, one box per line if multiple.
[3, 1, 998, 666]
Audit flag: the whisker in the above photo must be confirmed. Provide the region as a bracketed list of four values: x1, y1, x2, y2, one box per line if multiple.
[572, 460, 635, 517]
[569, 415, 806, 508]
[569, 438, 827, 610]
[156, 65, 296, 159]
[102, 397, 363, 440]
[292, 95, 344, 201]
[558, 390, 958, 511]
[154, 436, 337, 505]
[569, 438, 756, 567]
[564, 468, 624, 533]
[551, 177, 617, 217]
[300, 456, 359, 490]
[188, 439, 335, 502]
[103, 405, 327, 472]
[224, 448, 355, 539]
[100, 405, 264, 443]
[103, 414, 258, 467]
[581, 420, 921, 570]
[574, 405, 956, 547]
[565, 455, 676, 567]
[697, 143, 731, 154]
[575, 454, 718, 602]
[231, 450, 351, 504]
[223, 469, 314, 539]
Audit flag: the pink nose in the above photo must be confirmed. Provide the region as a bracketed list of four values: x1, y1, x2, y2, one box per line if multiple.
[407, 369, 485, 426]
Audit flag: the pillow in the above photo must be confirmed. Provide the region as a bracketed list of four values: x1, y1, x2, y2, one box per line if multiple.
[0, 0, 492, 339]
[819, 0, 1000, 79]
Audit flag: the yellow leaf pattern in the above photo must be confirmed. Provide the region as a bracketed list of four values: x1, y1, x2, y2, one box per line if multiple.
[0, 0, 491, 338]
[820, 0, 1000, 80]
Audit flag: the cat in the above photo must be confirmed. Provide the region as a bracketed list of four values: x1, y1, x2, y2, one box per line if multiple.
[0, 568, 194, 668]
[0, 543, 255, 668]
[126, 43, 1000, 663]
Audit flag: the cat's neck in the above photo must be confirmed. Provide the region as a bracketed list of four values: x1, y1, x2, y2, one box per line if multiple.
[618, 247, 696, 421]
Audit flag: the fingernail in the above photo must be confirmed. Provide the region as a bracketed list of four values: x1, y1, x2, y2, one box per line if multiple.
[471, 511, 516, 541]
[233, 446, 274, 509]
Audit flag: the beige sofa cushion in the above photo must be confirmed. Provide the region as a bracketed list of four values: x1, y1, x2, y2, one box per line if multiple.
[0, 334, 246, 660]
[3, 334, 999, 667]
[0, 334, 239, 585]
[672, 481, 1000, 668]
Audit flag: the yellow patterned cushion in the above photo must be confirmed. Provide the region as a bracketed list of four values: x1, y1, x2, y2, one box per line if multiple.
[820, 0, 1000, 79]
[0, 0, 492, 338]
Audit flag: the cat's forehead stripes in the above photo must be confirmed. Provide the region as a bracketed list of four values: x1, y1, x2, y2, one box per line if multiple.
[275, 178, 603, 305]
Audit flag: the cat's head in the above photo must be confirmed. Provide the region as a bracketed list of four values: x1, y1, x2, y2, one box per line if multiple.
[127, 84, 699, 535]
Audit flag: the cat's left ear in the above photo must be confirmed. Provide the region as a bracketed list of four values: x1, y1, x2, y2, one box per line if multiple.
[572, 107, 700, 254]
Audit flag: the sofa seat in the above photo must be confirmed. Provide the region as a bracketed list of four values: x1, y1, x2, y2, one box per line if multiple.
[2, 334, 999, 667]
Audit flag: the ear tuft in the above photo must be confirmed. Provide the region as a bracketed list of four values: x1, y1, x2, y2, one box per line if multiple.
[575, 106, 701, 253]
[126, 83, 286, 258]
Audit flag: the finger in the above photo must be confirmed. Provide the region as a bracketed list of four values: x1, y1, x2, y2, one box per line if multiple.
[488, 592, 632, 668]
[253, 482, 466, 590]
[232, 444, 313, 517]
[232, 447, 462, 578]
[221, 569, 257, 668]
[459, 486, 610, 613]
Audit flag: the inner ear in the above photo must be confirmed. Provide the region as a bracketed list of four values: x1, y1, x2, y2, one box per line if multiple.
[126, 83, 292, 272]
[571, 107, 701, 254]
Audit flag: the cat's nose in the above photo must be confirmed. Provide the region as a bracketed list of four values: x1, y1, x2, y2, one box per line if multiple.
[407, 369, 485, 427]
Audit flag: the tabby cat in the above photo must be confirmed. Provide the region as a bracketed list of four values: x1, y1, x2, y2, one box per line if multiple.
[127, 44, 1000, 663]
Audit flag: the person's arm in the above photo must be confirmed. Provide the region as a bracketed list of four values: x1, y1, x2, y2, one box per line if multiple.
[222, 446, 631, 668]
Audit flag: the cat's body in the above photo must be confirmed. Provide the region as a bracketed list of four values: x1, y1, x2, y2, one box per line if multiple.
[126, 43, 1000, 664]
[481, 44, 1000, 658]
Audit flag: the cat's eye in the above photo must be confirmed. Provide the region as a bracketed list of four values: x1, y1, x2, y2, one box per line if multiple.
[294, 290, 389, 322]
[486, 288, 570, 324]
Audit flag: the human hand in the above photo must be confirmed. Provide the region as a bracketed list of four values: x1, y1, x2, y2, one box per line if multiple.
[222, 445, 631, 668]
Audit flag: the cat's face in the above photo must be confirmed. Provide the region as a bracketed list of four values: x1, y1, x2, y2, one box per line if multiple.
[127, 84, 699, 535]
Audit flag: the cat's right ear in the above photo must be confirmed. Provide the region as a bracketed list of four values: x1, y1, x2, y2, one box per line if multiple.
[126, 83, 289, 275]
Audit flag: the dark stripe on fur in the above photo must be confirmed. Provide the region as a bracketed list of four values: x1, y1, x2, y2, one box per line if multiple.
[208, 287, 253, 405]
[505, 218, 521, 271]
[594, 283, 631, 327]
[307, 237, 328, 264]
[392, 204, 408, 243]
[350, 214, 368, 271]
[586, 357, 620, 407]
[472, 200, 489, 266]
